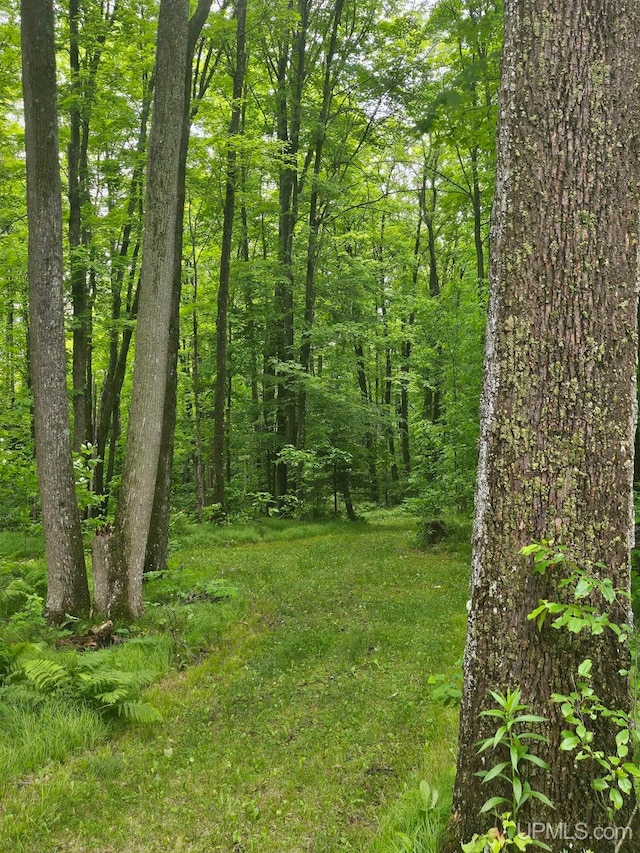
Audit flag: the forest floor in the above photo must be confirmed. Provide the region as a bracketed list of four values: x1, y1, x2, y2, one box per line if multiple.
[0, 515, 468, 853]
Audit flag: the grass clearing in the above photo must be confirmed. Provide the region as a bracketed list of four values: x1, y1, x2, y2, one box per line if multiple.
[0, 516, 467, 852]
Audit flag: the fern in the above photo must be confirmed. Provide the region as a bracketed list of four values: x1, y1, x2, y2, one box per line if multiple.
[94, 687, 131, 705]
[20, 658, 71, 692]
[117, 701, 163, 723]
[0, 641, 163, 724]
[0, 682, 47, 708]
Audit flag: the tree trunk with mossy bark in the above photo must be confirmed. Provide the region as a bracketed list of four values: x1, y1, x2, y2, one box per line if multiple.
[448, 2, 640, 850]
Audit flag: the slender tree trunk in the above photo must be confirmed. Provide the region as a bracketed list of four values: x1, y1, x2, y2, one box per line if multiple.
[5, 291, 16, 405]
[211, 0, 247, 510]
[94, 0, 189, 618]
[190, 244, 205, 522]
[143, 0, 215, 573]
[94, 75, 153, 502]
[68, 0, 115, 452]
[354, 341, 379, 502]
[470, 144, 485, 290]
[449, 2, 640, 849]
[68, 0, 89, 451]
[298, 0, 344, 446]
[21, 0, 90, 621]
[270, 0, 308, 498]
[380, 301, 398, 486]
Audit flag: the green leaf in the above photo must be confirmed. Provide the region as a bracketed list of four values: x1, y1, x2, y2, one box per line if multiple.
[513, 713, 546, 724]
[592, 777, 609, 791]
[492, 725, 508, 748]
[574, 578, 592, 598]
[522, 753, 549, 769]
[479, 762, 509, 784]
[560, 735, 579, 751]
[513, 775, 523, 805]
[529, 790, 555, 809]
[618, 776, 632, 796]
[577, 659, 592, 678]
[616, 729, 630, 747]
[609, 788, 624, 810]
[479, 796, 509, 814]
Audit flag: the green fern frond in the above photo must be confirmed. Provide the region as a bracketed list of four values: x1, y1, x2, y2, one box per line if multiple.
[20, 658, 71, 692]
[116, 701, 163, 724]
[95, 688, 131, 706]
[0, 682, 48, 708]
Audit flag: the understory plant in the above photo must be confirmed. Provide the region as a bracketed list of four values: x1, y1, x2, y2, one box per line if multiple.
[461, 687, 553, 852]
[462, 540, 640, 851]
[522, 542, 640, 846]
[0, 638, 165, 723]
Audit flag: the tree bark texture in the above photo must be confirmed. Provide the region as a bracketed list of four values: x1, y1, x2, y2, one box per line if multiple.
[101, 0, 189, 619]
[450, 1, 640, 849]
[21, 0, 90, 621]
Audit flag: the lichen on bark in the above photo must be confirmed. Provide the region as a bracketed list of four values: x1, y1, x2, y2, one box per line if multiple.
[449, 1, 640, 850]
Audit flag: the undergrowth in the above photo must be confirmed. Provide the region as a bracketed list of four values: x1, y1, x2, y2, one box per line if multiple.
[0, 515, 467, 852]
[0, 542, 243, 793]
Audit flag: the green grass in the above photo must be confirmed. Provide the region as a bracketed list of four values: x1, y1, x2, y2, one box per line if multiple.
[0, 697, 108, 784]
[0, 516, 467, 853]
[0, 530, 45, 560]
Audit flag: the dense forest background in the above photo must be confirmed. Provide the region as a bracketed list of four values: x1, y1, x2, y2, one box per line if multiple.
[0, 0, 502, 532]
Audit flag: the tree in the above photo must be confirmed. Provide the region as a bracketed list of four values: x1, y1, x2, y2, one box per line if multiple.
[449, 1, 640, 849]
[211, 0, 248, 511]
[93, 0, 190, 619]
[143, 0, 217, 572]
[67, 0, 117, 452]
[20, 0, 90, 620]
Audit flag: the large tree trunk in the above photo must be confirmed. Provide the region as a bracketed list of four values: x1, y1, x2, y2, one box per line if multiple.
[95, 0, 189, 619]
[21, 0, 90, 621]
[449, 2, 640, 850]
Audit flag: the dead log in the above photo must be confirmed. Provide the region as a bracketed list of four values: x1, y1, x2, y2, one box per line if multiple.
[55, 620, 115, 650]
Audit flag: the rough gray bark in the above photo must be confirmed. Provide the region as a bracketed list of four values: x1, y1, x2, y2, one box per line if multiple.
[21, 0, 90, 621]
[95, 0, 189, 619]
[449, 2, 640, 850]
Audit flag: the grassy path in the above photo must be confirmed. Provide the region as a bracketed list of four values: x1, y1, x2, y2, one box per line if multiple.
[1, 518, 467, 852]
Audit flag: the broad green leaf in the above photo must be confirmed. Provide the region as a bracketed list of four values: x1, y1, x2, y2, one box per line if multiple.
[479, 796, 509, 814]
